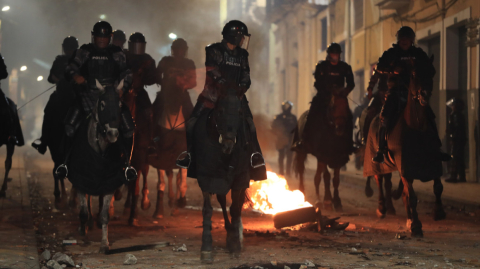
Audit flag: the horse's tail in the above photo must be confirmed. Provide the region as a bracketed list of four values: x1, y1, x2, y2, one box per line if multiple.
[392, 179, 403, 200]
[293, 150, 308, 179]
[365, 176, 374, 197]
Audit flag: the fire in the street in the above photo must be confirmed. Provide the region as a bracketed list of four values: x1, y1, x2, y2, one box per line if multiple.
[247, 171, 312, 215]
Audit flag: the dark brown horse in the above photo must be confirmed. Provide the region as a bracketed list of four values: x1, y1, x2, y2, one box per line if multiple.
[364, 60, 445, 237]
[293, 94, 354, 211]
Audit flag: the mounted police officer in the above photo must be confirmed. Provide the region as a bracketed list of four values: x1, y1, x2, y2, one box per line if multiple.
[370, 26, 449, 163]
[32, 36, 78, 154]
[272, 101, 297, 176]
[58, 21, 134, 178]
[445, 98, 466, 183]
[294, 43, 355, 150]
[176, 20, 265, 172]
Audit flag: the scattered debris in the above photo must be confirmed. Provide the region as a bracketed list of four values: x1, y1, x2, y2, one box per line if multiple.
[305, 259, 315, 267]
[28, 256, 35, 260]
[62, 240, 77, 245]
[123, 253, 137, 265]
[41, 249, 51, 261]
[46, 260, 63, 269]
[176, 244, 187, 252]
[52, 252, 75, 267]
[395, 233, 407, 240]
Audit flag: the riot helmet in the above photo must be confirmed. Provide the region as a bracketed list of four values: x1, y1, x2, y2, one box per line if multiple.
[222, 20, 251, 50]
[396, 26, 415, 50]
[171, 38, 188, 58]
[62, 36, 79, 56]
[326, 43, 342, 63]
[112, 29, 126, 48]
[128, 32, 146, 55]
[91, 21, 112, 48]
[281, 101, 293, 113]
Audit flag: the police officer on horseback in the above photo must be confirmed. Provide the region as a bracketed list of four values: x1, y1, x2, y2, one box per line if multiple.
[176, 20, 265, 171]
[112, 29, 127, 50]
[58, 21, 134, 178]
[293, 42, 355, 150]
[32, 36, 79, 154]
[370, 26, 450, 163]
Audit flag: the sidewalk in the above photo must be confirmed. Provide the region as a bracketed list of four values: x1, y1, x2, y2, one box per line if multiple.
[0, 151, 40, 269]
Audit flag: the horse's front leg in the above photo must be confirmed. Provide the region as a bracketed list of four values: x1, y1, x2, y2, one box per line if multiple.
[402, 176, 423, 237]
[141, 164, 151, 210]
[322, 164, 333, 211]
[332, 168, 342, 211]
[99, 193, 114, 253]
[0, 143, 14, 198]
[176, 168, 187, 208]
[128, 177, 140, 226]
[201, 191, 214, 263]
[152, 169, 165, 219]
[78, 191, 89, 236]
[433, 178, 446, 221]
[228, 189, 245, 256]
[384, 173, 396, 215]
[314, 160, 323, 208]
[375, 174, 386, 218]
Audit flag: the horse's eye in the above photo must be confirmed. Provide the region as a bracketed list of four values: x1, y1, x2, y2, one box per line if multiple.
[100, 101, 105, 111]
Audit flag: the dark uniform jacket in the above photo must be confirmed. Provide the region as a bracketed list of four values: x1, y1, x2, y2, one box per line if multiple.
[272, 112, 297, 150]
[314, 60, 355, 95]
[448, 112, 466, 143]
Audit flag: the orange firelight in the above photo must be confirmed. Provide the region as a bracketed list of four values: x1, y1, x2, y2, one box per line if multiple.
[247, 171, 312, 215]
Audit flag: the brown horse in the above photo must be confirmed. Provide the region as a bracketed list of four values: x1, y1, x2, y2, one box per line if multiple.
[364, 61, 445, 237]
[293, 94, 354, 211]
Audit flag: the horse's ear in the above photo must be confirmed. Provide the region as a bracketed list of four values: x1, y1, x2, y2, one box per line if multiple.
[95, 79, 105, 92]
[116, 79, 124, 97]
[430, 54, 434, 63]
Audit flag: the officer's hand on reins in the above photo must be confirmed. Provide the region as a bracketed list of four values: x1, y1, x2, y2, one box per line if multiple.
[73, 74, 86, 85]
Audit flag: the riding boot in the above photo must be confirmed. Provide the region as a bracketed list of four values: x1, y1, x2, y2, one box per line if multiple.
[176, 99, 208, 169]
[372, 126, 387, 163]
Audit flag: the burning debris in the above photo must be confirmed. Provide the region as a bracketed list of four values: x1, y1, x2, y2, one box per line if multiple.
[248, 172, 349, 232]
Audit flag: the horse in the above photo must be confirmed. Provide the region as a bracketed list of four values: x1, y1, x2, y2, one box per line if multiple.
[293, 93, 354, 211]
[363, 59, 446, 237]
[66, 79, 131, 252]
[188, 87, 266, 263]
[149, 87, 193, 218]
[122, 87, 153, 226]
[0, 91, 24, 197]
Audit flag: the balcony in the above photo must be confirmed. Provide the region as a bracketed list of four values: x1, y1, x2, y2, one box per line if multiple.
[376, 0, 410, 10]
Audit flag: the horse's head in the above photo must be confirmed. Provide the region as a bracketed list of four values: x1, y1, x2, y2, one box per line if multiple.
[212, 87, 242, 155]
[94, 79, 124, 144]
[330, 95, 350, 136]
[411, 55, 435, 107]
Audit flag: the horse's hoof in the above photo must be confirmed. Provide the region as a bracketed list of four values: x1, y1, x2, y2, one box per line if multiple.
[141, 197, 151, 210]
[177, 197, 187, 208]
[323, 201, 333, 211]
[376, 208, 386, 219]
[433, 208, 446, 221]
[200, 251, 213, 264]
[152, 212, 164, 219]
[128, 218, 139, 227]
[99, 245, 110, 254]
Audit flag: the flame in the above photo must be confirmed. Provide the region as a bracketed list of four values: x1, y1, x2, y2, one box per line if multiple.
[248, 171, 312, 215]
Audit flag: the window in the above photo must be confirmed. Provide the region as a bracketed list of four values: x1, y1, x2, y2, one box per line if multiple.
[321, 17, 327, 51]
[354, 0, 364, 31]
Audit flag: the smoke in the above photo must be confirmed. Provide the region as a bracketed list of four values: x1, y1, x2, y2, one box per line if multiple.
[252, 113, 277, 158]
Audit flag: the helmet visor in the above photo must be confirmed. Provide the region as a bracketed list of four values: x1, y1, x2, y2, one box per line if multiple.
[128, 42, 146, 55]
[240, 35, 250, 50]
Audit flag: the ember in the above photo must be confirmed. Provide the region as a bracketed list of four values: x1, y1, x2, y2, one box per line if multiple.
[247, 171, 312, 215]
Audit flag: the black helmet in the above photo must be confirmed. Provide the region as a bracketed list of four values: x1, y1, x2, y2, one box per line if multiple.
[128, 32, 146, 55]
[327, 43, 342, 54]
[113, 29, 126, 42]
[281, 101, 293, 112]
[396, 26, 415, 41]
[92, 21, 113, 37]
[62, 36, 79, 51]
[222, 20, 251, 48]
[172, 38, 188, 50]
[446, 98, 465, 111]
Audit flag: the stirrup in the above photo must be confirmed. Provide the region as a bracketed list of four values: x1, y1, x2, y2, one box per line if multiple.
[250, 152, 265, 169]
[176, 151, 191, 169]
[55, 164, 68, 179]
[125, 166, 138, 182]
